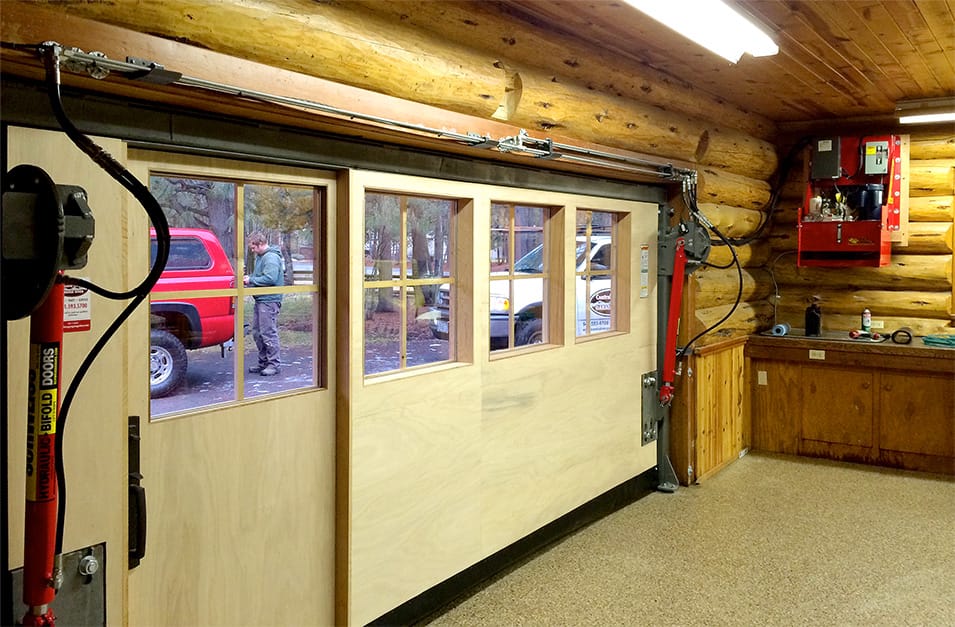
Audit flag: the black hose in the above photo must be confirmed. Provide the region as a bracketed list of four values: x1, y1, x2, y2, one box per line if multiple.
[710, 137, 812, 248]
[678, 137, 812, 352]
[676, 183, 743, 357]
[40, 44, 171, 555]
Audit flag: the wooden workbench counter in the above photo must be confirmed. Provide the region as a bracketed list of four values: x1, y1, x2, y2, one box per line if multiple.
[746, 333, 955, 475]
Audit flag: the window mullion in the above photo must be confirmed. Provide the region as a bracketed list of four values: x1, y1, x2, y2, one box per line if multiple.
[508, 204, 516, 348]
[146, 165, 322, 416]
[584, 211, 593, 334]
[399, 196, 409, 370]
[363, 191, 454, 375]
[236, 182, 246, 399]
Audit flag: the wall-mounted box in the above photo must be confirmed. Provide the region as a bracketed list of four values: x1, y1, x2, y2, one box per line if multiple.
[798, 134, 904, 267]
[810, 137, 842, 179]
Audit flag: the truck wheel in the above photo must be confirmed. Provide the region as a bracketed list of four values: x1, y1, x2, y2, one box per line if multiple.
[516, 318, 543, 346]
[150, 329, 187, 398]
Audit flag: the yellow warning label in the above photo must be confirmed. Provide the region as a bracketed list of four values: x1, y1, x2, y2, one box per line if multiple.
[26, 343, 58, 502]
[865, 146, 877, 155]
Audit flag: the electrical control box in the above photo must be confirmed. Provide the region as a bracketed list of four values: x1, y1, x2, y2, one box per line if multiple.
[798, 134, 902, 268]
[863, 140, 890, 174]
[810, 137, 842, 179]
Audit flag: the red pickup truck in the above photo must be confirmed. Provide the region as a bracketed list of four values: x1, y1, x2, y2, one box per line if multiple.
[149, 228, 236, 397]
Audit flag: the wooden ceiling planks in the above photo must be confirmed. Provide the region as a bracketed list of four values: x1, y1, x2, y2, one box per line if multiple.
[504, 0, 955, 123]
[747, 0, 904, 115]
[854, 1, 946, 94]
[4, 0, 950, 126]
[800, 1, 915, 98]
[899, 1, 955, 90]
[916, 1, 955, 61]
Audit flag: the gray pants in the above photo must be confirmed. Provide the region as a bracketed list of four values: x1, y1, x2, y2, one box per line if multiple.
[252, 301, 282, 368]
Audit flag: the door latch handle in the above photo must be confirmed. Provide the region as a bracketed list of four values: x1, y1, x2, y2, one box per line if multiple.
[128, 416, 146, 569]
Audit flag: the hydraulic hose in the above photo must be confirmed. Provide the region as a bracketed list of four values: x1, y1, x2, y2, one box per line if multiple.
[39, 43, 171, 555]
[677, 183, 743, 357]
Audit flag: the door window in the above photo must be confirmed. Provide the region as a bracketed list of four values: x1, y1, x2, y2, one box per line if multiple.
[489, 202, 555, 351]
[147, 174, 324, 417]
[363, 192, 456, 376]
[575, 209, 617, 338]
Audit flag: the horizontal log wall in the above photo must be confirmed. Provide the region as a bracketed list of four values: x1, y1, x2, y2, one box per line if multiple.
[31, 0, 778, 179]
[351, 1, 776, 140]
[15, 2, 949, 348]
[765, 131, 955, 338]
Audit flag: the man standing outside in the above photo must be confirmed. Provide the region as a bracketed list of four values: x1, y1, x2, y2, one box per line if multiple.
[244, 232, 284, 376]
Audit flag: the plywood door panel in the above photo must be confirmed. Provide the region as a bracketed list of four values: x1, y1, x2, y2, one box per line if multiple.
[344, 170, 659, 625]
[127, 401, 337, 625]
[801, 366, 874, 448]
[879, 371, 955, 458]
[124, 153, 338, 626]
[480, 331, 657, 550]
[5, 127, 129, 624]
[348, 367, 485, 614]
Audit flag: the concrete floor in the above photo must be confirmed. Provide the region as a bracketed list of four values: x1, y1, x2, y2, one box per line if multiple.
[421, 452, 955, 626]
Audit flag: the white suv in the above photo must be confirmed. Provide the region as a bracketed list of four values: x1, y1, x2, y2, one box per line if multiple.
[430, 235, 612, 348]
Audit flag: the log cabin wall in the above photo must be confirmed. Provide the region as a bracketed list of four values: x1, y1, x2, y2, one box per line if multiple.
[20, 1, 779, 177]
[675, 130, 955, 485]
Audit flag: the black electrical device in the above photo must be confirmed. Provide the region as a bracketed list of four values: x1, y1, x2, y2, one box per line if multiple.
[1, 164, 94, 321]
[810, 136, 841, 179]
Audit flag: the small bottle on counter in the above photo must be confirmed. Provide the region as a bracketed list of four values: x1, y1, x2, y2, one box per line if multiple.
[861, 308, 871, 333]
[805, 304, 822, 336]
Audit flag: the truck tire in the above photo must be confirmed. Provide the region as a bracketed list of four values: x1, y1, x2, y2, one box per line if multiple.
[516, 318, 543, 346]
[150, 329, 187, 398]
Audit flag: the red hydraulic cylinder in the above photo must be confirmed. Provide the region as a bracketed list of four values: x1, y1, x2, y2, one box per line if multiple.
[22, 279, 63, 626]
[660, 237, 687, 406]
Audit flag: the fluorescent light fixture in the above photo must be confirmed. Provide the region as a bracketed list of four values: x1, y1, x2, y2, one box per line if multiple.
[624, 0, 779, 63]
[899, 112, 955, 125]
[896, 97, 955, 125]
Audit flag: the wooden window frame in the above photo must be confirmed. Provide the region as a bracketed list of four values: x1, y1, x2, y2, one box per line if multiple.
[129, 150, 332, 419]
[575, 208, 631, 339]
[362, 190, 460, 377]
[488, 201, 563, 354]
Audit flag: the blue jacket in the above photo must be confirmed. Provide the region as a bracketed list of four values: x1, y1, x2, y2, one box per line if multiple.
[249, 246, 284, 302]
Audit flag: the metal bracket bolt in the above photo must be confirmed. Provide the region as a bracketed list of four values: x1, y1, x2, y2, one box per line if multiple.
[78, 555, 99, 577]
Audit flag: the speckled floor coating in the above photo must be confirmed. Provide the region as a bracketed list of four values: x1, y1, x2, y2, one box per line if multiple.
[420, 452, 955, 626]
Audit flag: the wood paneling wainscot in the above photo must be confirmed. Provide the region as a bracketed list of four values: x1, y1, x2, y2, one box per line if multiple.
[671, 338, 749, 485]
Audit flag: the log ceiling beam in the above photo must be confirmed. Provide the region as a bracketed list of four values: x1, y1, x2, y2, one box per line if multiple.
[1, 0, 778, 181]
[0, 3, 699, 185]
[348, 0, 776, 140]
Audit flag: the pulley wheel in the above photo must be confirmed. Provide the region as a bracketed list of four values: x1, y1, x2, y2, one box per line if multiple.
[1, 164, 65, 320]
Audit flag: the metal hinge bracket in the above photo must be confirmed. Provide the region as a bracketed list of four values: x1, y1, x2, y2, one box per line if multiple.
[641, 371, 663, 445]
